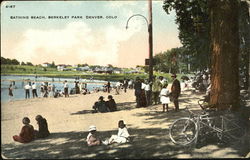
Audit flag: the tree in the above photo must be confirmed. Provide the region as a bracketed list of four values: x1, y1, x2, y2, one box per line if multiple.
[1, 57, 20, 65]
[11, 59, 20, 65]
[209, 0, 240, 110]
[51, 61, 56, 68]
[21, 62, 26, 65]
[154, 47, 189, 73]
[26, 62, 33, 66]
[163, 0, 210, 71]
[239, 1, 250, 90]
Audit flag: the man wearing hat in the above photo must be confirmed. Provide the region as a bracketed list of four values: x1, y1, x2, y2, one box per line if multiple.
[171, 74, 181, 111]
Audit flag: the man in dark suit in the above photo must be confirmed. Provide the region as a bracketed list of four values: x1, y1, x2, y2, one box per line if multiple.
[171, 74, 181, 111]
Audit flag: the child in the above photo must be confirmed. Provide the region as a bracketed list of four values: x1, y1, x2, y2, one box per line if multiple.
[108, 120, 130, 144]
[34, 115, 50, 138]
[106, 95, 117, 112]
[86, 125, 101, 146]
[160, 84, 170, 112]
[13, 117, 35, 143]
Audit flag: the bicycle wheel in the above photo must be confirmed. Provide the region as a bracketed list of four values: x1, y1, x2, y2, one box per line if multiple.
[169, 117, 198, 146]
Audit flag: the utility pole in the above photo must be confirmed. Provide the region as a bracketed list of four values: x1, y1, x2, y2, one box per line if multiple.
[148, 0, 153, 83]
[148, 0, 153, 105]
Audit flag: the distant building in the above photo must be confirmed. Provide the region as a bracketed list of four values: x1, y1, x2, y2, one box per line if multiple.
[75, 66, 91, 71]
[113, 68, 122, 74]
[57, 64, 66, 71]
[41, 62, 51, 67]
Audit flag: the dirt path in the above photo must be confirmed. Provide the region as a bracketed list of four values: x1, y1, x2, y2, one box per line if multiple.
[1, 89, 250, 158]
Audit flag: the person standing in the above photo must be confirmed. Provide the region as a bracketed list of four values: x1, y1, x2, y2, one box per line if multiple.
[79, 82, 83, 93]
[134, 77, 142, 108]
[140, 79, 147, 107]
[115, 81, 121, 95]
[152, 76, 162, 105]
[24, 83, 31, 99]
[128, 79, 133, 89]
[64, 80, 69, 97]
[48, 83, 53, 97]
[40, 83, 45, 97]
[8, 84, 14, 101]
[32, 82, 38, 98]
[75, 81, 80, 94]
[43, 82, 48, 97]
[107, 81, 111, 93]
[171, 74, 181, 111]
[144, 80, 151, 106]
[160, 84, 170, 112]
[123, 79, 128, 93]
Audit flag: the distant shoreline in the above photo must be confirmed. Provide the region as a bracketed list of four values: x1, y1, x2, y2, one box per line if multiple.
[1, 73, 148, 81]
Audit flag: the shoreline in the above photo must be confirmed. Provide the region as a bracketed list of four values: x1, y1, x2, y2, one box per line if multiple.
[1, 73, 150, 82]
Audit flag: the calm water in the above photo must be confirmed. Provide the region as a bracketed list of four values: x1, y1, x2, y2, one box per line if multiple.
[1, 75, 115, 102]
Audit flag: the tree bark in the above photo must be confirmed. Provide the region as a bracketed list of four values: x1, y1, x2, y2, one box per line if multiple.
[239, 1, 250, 90]
[209, 0, 240, 110]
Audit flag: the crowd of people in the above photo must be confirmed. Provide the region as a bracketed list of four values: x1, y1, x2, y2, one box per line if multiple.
[134, 74, 181, 112]
[11, 73, 186, 148]
[13, 116, 130, 147]
[8, 80, 92, 101]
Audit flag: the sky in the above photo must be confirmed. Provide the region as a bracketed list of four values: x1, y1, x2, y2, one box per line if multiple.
[1, 0, 181, 68]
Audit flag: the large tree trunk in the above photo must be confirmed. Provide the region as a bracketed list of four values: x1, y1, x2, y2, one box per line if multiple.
[239, 1, 250, 90]
[209, 0, 240, 110]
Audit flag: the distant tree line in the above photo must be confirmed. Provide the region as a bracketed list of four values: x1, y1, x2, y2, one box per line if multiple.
[1, 57, 34, 66]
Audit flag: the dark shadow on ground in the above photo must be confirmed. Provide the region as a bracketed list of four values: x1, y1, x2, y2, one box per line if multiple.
[70, 102, 137, 115]
[130, 92, 250, 158]
[2, 127, 247, 159]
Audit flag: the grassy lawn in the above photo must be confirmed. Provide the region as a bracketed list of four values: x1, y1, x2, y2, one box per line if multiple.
[1, 65, 186, 82]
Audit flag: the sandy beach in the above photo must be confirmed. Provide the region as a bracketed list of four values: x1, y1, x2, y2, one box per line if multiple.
[1, 88, 250, 159]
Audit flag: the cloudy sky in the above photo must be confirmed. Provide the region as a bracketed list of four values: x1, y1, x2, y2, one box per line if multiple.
[1, 0, 181, 68]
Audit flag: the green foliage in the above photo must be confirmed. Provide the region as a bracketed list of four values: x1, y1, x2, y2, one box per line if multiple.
[51, 61, 56, 68]
[1, 57, 20, 65]
[154, 47, 190, 74]
[163, 0, 210, 71]
[78, 63, 89, 67]
[26, 62, 33, 66]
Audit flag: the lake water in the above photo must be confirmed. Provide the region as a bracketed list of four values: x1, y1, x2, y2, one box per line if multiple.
[1, 75, 115, 102]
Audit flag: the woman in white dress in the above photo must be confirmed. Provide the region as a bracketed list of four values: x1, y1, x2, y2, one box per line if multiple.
[160, 84, 170, 112]
[108, 120, 130, 144]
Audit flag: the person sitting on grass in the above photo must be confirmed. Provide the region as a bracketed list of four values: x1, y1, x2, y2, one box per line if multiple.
[92, 96, 109, 113]
[34, 115, 50, 138]
[107, 120, 130, 145]
[105, 95, 117, 112]
[13, 117, 35, 143]
[86, 125, 101, 146]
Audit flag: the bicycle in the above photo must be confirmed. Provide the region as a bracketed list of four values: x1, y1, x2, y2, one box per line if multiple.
[169, 104, 246, 146]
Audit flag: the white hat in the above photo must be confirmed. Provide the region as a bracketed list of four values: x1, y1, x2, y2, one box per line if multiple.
[88, 125, 96, 131]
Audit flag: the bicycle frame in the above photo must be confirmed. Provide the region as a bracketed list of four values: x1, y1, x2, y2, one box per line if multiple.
[187, 107, 245, 143]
